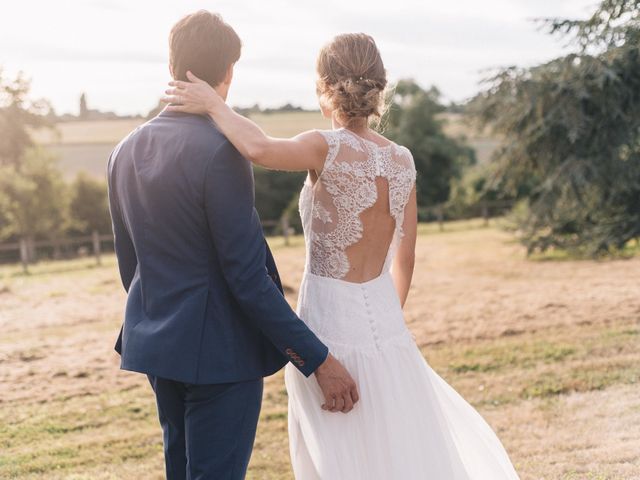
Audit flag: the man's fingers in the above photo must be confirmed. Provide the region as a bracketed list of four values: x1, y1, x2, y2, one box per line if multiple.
[315, 354, 360, 413]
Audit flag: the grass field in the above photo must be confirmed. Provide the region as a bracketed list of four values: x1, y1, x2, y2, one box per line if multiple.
[30, 112, 332, 180]
[30, 111, 496, 179]
[1, 221, 639, 479]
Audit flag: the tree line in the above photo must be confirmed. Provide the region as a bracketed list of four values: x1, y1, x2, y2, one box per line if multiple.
[0, 71, 474, 264]
[0, 72, 109, 262]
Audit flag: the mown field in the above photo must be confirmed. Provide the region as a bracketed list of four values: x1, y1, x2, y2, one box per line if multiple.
[30, 111, 496, 179]
[1, 220, 639, 479]
[30, 112, 332, 179]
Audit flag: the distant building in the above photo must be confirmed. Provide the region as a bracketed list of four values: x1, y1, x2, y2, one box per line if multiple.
[79, 93, 89, 120]
[53, 93, 143, 122]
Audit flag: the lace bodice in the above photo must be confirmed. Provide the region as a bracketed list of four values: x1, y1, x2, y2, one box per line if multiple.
[299, 128, 416, 282]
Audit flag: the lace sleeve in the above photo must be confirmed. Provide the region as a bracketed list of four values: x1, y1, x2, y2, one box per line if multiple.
[315, 130, 341, 175]
[400, 146, 417, 184]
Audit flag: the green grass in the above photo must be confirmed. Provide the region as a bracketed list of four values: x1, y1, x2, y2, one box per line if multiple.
[447, 340, 577, 374]
[416, 217, 497, 235]
[528, 238, 640, 262]
[0, 256, 117, 285]
[425, 323, 640, 406]
[0, 386, 159, 478]
[3, 320, 636, 478]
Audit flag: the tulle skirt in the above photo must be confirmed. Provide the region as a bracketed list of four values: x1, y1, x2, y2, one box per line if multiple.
[284, 271, 520, 479]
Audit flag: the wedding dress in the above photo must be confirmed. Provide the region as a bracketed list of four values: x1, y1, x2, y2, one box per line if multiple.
[284, 128, 520, 479]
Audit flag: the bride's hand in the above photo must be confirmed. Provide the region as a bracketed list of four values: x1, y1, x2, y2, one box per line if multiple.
[163, 71, 223, 115]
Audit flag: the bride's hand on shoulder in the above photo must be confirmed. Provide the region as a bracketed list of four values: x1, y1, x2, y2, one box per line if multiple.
[163, 71, 222, 115]
[162, 71, 326, 172]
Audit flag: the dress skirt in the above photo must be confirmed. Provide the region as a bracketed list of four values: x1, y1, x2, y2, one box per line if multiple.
[284, 270, 520, 479]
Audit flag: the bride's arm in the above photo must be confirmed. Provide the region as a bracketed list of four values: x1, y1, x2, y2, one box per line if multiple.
[391, 186, 417, 307]
[164, 72, 326, 172]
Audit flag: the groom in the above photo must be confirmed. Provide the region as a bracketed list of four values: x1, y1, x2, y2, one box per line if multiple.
[107, 11, 358, 480]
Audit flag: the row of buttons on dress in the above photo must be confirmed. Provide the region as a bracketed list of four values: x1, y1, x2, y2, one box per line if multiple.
[362, 285, 382, 351]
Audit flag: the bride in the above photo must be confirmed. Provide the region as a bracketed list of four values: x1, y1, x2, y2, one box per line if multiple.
[164, 33, 520, 479]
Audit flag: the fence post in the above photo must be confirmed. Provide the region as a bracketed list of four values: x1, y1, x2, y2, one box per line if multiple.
[92, 230, 102, 265]
[281, 216, 290, 247]
[27, 236, 36, 263]
[482, 200, 489, 226]
[436, 205, 444, 231]
[53, 238, 62, 260]
[19, 238, 29, 274]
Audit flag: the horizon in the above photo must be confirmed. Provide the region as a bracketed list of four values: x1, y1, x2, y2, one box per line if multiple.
[3, 0, 596, 116]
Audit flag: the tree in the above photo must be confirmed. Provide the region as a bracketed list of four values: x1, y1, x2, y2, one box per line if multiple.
[470, 0, 640, 255]
[0, 69, 52, 168]
[384, 80, 476, 218]
[253, 167, 306, 222]
[69, 172, 111, 235]
[0, 148, 68, 260]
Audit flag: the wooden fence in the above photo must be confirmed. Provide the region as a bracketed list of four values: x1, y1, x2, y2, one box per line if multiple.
[0, 201, 512, 273]
[0, 218, 294, 274]
[0, 231, 113, 273]
[422, 199, 515, 231]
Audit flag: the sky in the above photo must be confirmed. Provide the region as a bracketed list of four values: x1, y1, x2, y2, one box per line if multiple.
[1, 0, 598, 116]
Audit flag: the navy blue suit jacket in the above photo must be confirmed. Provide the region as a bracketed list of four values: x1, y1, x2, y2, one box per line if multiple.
[107, 110, 328, 384]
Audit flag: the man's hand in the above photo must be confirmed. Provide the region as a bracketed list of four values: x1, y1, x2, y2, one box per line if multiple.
[314, 353, 359, 413]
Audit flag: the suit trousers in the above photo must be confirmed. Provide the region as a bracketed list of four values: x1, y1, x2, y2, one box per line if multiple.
[147, 375, 264, 480]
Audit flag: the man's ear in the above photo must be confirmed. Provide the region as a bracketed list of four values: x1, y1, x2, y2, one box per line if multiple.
[224, 63, 234, 86]
[168, 63, 174, 79]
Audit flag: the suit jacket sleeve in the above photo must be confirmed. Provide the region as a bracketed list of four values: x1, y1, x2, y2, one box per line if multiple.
[204, 140, 328, 377]
[107, 152, 137, 293]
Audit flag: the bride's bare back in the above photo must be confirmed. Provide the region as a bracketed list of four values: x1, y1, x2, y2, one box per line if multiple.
[301, 128, 416, 284]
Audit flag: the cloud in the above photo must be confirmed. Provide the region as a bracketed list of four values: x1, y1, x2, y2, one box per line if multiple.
[0, 0, 598, 115]
[86, 0, 130, 12]
[6, 43, 165, 64]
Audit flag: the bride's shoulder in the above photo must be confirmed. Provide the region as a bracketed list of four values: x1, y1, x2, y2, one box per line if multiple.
[394, 142, 413, 159]
[309, 128, 340, 144]
[292, 129, 333, 150]
[292, 129, 334, 142]
[385, 139, 415, 172]
[295, 129, 342, 156]
[369, 132, 413, 161]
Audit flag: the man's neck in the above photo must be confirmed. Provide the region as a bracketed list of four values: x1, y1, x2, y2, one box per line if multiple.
[214, 85, 228, 102]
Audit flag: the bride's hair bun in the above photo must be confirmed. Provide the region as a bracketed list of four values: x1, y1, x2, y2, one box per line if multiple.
[316, 34, 388, 127]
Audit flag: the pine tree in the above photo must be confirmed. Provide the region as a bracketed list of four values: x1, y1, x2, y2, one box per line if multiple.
[470, 0, 640, 255]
